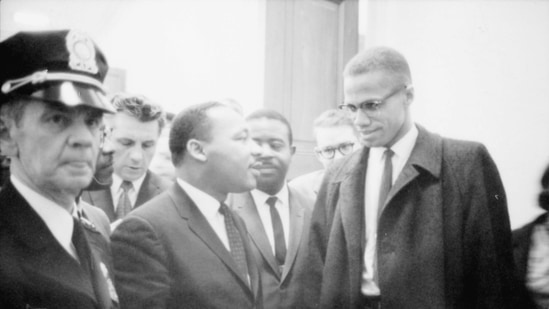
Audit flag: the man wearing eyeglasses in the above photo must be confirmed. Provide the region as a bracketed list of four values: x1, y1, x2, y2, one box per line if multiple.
[305, 47, 524, 308]
[289, 108, 358, 203]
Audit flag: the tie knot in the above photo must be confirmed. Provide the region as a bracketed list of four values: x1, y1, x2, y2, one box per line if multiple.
[121, 180, 133, 192]
[385, 148, 394, 158]
[266, 196, 277, 208]
[219, 202, 230, 216]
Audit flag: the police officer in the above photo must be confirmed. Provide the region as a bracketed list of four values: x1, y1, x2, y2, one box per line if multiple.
[0, 30, 118, 309]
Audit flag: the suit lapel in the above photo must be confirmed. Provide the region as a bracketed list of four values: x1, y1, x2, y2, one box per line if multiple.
[135, 171, 152, 207]
[280, 189, 305, 282]
[87, 190, 115, 222]
[233, 193, 281, 279]
[167, 185, 253, 291]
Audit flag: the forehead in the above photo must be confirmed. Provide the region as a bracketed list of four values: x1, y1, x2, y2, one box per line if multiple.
[247, 117, 290, 142]
[207, 106, 246, 135]
[111, 112, 160, 138]
[343, 71, 397, 103]
[315, 125, 356, 148]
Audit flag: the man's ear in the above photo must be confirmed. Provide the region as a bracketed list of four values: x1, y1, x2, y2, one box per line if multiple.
[187, 139, 207, 162]
[290, 145, 296, 156]
[0, 117, 18, 157]
[405, 85, 414, 107]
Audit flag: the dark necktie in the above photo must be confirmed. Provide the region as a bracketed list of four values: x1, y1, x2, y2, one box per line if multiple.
[219, 203, 249, 282]
[72, 218, 112, 308]
[266, 196, 286, 266]
[378, 148, 394, 219]
[116, 180, 133, 220]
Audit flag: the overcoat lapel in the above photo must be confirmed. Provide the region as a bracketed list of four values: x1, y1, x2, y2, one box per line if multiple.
[233, 193, 282, 279]
[167, 185, 253, 293]
[380, 125, 442, 216]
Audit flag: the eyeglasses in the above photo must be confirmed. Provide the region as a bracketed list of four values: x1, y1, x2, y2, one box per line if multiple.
[338, 85, 409, 116]
[315, 142, 355, 160]
[99, 126, 113, 149]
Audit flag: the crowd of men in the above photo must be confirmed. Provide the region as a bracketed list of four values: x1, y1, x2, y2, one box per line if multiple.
[0, 29, 546, 309]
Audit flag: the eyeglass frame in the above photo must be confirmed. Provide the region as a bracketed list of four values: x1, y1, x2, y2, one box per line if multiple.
[315, 142, 355, 160]
[338, 84, 411, 116]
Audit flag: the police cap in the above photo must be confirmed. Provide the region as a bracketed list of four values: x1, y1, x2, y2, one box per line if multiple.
[0, 29, 114, 113]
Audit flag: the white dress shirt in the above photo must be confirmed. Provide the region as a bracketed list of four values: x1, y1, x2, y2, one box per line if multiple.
[11, 175, 79, 260]
[526, 216, 549, 308]
[361, 125, 418, 296]
[250, 186, 290, 255]
[110, 173, 146, 212]
[176, 178, 231, 251]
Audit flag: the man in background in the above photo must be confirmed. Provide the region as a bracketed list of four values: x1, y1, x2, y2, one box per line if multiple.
[306, 46, 521, 308]
[111, 101, 263, 308]
[289, 108, 357, 202]
[82, 93, 171, 225]
[0, 29, 118, 309]
[228, 109, 312, 309]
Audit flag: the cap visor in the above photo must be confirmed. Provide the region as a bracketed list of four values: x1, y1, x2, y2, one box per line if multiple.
[26, 81, 115, 113]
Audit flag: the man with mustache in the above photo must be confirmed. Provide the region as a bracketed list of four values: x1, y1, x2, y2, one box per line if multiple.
[0, 29, 118, 309]
[228, 109, 312, 309]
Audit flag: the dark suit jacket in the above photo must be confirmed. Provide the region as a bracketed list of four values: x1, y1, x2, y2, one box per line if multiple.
[306, 125, 520, 309]
[512, 213, 547, 308]
[81, 170, 171, 222]
[228, 187, 312, 309]
[0, 181, 117, 309]
[81, 200, 111, 239]
[111, 183, 262, 309]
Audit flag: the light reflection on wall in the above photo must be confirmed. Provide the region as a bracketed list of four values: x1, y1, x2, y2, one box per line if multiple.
[0, 0, 266, 114]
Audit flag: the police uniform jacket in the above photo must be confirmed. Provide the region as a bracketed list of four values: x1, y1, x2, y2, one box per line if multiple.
[0, 181, 117, 309]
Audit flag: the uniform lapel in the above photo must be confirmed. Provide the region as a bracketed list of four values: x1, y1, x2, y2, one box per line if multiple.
[167, 185, 253, 292]
[2, 182, 99, 304]
[232, 193, 281, 279]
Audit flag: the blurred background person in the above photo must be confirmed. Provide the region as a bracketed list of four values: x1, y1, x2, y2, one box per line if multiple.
[81, 93, 172, 227]
[513, 164, 549, 308]
[289, 108, 358, 202]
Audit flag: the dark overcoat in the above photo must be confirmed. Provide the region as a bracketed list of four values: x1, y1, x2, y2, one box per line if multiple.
[306, 125, 520, 309]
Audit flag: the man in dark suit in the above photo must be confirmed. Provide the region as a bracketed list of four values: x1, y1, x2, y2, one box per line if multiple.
[111, 101, 263, 308]
[228, 109, 312, 309]
[81, 93, 171, 225]
[305, 47, 521, 308]
[0, 30, 118, 309]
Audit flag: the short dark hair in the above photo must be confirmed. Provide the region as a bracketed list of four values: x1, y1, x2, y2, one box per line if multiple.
[539, 164, 549, 211]
[111, 93, 165, 132]
[245, 108, 293, 145]
[344, 46, 412, 86]
[170, 101, 230, 166]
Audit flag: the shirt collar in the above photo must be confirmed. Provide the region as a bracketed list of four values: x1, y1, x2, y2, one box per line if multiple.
[112, 172, 147, 193]
[369, 124, 419, 162]
[10, 175, 75, 253]
[176, 178, 221, 220]
[250, 184, 290, 208]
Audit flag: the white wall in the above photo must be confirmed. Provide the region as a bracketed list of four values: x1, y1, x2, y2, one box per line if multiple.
[0, 0, 266, 114]
[359, 0, 549, 228]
